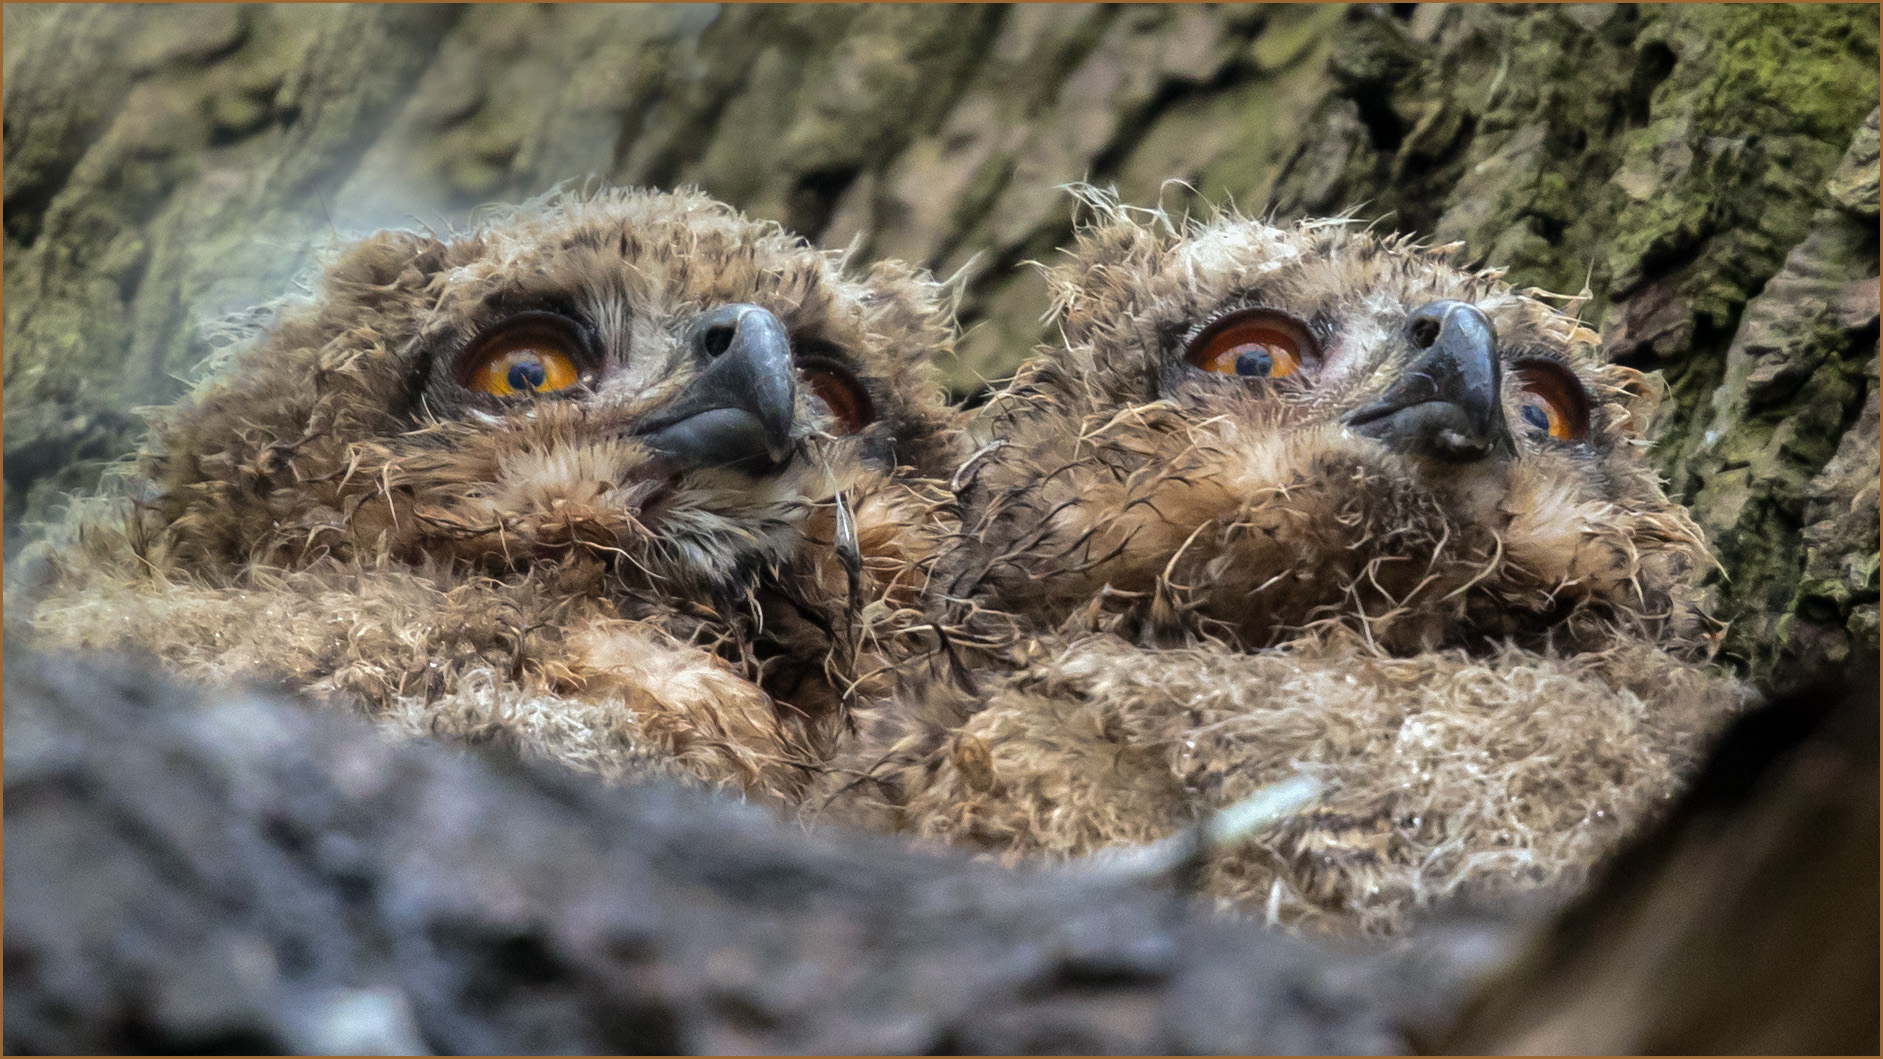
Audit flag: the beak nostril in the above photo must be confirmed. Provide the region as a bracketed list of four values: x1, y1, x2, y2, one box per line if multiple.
[646, 303, 795, 471]
[1353, 300, 1509, 463]
[701, 325, 735, 358]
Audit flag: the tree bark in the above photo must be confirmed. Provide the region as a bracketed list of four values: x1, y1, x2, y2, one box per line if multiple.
[4, 6, 1876, 675]
[7, 636, 1872, 1055]
[4, 650, 1447, 1056]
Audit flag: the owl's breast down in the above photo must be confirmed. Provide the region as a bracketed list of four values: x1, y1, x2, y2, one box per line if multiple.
[951, 379, 1707, 658]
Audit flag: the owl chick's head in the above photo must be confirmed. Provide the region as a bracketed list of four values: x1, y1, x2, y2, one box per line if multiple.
[957, 190, 1709, 656]
[132, 187, 955, 599]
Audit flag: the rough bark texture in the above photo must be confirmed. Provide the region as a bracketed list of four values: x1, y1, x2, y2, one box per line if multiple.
[5, 650, 1462, 1056]
[4, 4, 1877, 691]
[7, 649, 1872, 1056]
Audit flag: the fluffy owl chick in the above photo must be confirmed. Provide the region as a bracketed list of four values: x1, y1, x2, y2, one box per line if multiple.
[20, 187, 957, 803]
[945, 194, 1710, 656]
[824, 192, 1749, 933]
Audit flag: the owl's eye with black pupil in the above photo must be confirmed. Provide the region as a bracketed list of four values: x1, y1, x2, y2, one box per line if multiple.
[508, 361, 547, 391]
[1187, 309, 1318, 380]
[457, 312, 587, 398]
[1235, 350, 1274, 377]
[798, 359, 873, 435]
[1512, 360, 1590, 443]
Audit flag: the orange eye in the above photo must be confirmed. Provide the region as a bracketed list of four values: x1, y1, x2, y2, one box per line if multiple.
[458, 314, 586, 397]
[799, 360, 873, 435]
[1512, 361, 1590, 442]
[1186, 309, 1316, 379]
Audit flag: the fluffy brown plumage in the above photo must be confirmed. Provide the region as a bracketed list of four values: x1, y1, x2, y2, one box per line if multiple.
[19, 186, 958, 804]
[949, 196, 1711, 655]
[819, 191, 1750, 934]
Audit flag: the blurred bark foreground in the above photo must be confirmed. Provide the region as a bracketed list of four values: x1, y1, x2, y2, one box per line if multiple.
[3, 652, 1439, 1055]
[7, 634, 1873, 1054]
[2, 6, 1877, 677]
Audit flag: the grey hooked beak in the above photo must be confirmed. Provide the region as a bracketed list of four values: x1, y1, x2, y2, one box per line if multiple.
[1345, 300, 1512, 463]
[636, 303, 798, 472]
